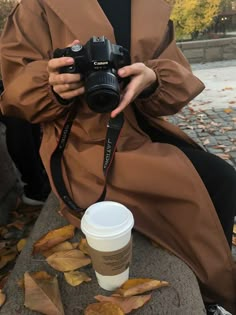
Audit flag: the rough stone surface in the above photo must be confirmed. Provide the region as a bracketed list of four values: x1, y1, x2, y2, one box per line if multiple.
[0, 194, 206, 315]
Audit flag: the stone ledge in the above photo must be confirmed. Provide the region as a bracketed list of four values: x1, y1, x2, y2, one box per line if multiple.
[177, 37, 236, 63]
[0, 193, 206, 315]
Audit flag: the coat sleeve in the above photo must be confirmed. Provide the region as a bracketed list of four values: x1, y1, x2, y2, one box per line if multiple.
[0, 2, 73, 123]
[134, 22, 205, 118]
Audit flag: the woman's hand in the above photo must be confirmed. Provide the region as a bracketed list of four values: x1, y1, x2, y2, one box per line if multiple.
[47, 40, 85, 100]
[111, 62, 157, 118]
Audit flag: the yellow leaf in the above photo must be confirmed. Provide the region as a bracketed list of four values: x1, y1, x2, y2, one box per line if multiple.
[224, 108, 233, 114]
[85, 302, 124, 315]
[233, 224, 236, 235]
[71, 242, 79, 249]
[64, 271, 91, 287]
[233, 236, 236, 247]
[115, 278, 169, 297]
[46, 249, 91, 272]
[79, 238, 90, 256]
[33, 225, 75, 254]
[95, 294, 151, 314]
[24, 271, 64, 315]
[42, 241, 74, 258]
[0, 290, 6, 308]
[0, 253, 17, 269]
[17, 238, 27, 252]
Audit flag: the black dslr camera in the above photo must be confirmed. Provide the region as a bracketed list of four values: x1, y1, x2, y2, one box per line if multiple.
[53, 36, 131, 113]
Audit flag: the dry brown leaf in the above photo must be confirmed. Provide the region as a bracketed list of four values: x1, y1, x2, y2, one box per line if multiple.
[95, 294, 151, 314]
[64, 271, 91, 286]
[224, 108, 233, 114]
[71, 242, 79, 249]
[33, 225, 75, 254]
[17, 238, 27, 252]
[233, 224, 236, 235]
[42, 241, 74, 258]
[85, 302, 124, 315]
[0, 274, 9, 290]
[115, 278, 169, 297]
[215, 153, 230, 160]
[203, 139, 210, 145]
[7, 220, 25, 231]
[18, 271, 56, 290]
[0, 246, 17, 257]
[0, 253, 17, 269]
[79, 238, 90, 255]
[0, 227, 8, 238]
[46, 249, 91, 272]
[0, 290, 6, 308]
[24, 271, 64, 315]
[233, 236, 236, 246]
[222, 87, 233, 91]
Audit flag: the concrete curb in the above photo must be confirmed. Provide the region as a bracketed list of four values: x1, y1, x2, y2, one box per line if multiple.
[0, 194, 206, 315]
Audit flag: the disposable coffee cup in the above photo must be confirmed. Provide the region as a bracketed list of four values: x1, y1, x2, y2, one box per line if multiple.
[81, 201, 134, 291]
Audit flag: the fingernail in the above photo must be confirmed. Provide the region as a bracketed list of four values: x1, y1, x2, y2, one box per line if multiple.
[66, 58, 74, 63]
[119, 69, 125, 76]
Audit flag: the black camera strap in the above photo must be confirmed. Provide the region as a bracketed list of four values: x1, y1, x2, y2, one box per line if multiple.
[50, 106, 124, 215]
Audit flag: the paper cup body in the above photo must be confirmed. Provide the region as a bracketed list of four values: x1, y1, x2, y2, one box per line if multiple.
[81, 201, 134, 290]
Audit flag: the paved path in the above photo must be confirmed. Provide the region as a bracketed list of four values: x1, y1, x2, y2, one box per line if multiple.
[168, 59, 236, 257]
[168, 60, 236, 169]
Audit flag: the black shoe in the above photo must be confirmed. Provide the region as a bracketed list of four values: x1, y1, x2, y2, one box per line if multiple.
[22, 182, 50, 206]
[205, 304, 232, 315]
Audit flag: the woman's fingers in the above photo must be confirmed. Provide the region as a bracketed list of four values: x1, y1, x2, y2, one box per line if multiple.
[59, 86, 85, 99]
[47, 57, 74, 73]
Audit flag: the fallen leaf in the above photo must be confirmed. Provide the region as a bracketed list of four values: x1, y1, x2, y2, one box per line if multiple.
[0, 253, 17, 269]
[33, 225, 75, 254]
[79, 238, 90, 255]
[222, 87, 233, 91]
[18, 271, 56, 290]
[0, 290, 6, 308]
[115, 278, 169, 297]
[7, 220, 25, 231]
[24, 271, 64, 315]
[17, 238, 27, 252]
[42, 241, 74, 258]
[233, 236, 236, 246]
[216, 153, 230, 160]
[228, 101, 236, 105]
[0, 274, 9, 290]
[0, 227, 8, 238]
[95, 294, 151, 314]
[203, 139, 210, 145]
[46, 249, 91, 272]
[85, 302, 124, 315]
[64, 271, 91, 286]
[224, 108, 233, 114]
[71, 242, 79, 249]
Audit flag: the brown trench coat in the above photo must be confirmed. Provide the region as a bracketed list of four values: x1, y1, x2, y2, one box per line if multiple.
[0, 0, 235, 311]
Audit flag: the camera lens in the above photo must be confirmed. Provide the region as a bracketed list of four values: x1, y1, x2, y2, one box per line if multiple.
[85, 71, 120, 113]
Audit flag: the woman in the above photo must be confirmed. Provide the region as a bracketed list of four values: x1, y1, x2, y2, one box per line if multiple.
[0, 1, 235, 313]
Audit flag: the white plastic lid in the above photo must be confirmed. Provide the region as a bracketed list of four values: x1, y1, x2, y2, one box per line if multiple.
[81, 201, 134, 239]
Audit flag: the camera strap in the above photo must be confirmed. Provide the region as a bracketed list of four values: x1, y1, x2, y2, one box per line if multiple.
[50, 106, 124, 217]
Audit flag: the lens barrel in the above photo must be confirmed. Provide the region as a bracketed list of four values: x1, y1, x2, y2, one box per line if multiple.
[85, 71, 120, 113]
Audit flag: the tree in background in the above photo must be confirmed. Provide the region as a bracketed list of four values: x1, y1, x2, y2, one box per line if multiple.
[0, 0, 17, 33]
[169, 0, 225, 40]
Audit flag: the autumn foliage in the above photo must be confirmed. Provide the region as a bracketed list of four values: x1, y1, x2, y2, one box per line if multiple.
[167, 0, 223, 39]
[0, 0, 17, 33]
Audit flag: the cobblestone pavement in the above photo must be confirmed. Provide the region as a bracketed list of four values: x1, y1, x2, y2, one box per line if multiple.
[166, 60, 236, 257]
[168, 107, 236, 169]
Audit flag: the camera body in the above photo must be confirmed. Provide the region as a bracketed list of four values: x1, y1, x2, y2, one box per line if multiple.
[53, 36, 131, 113]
